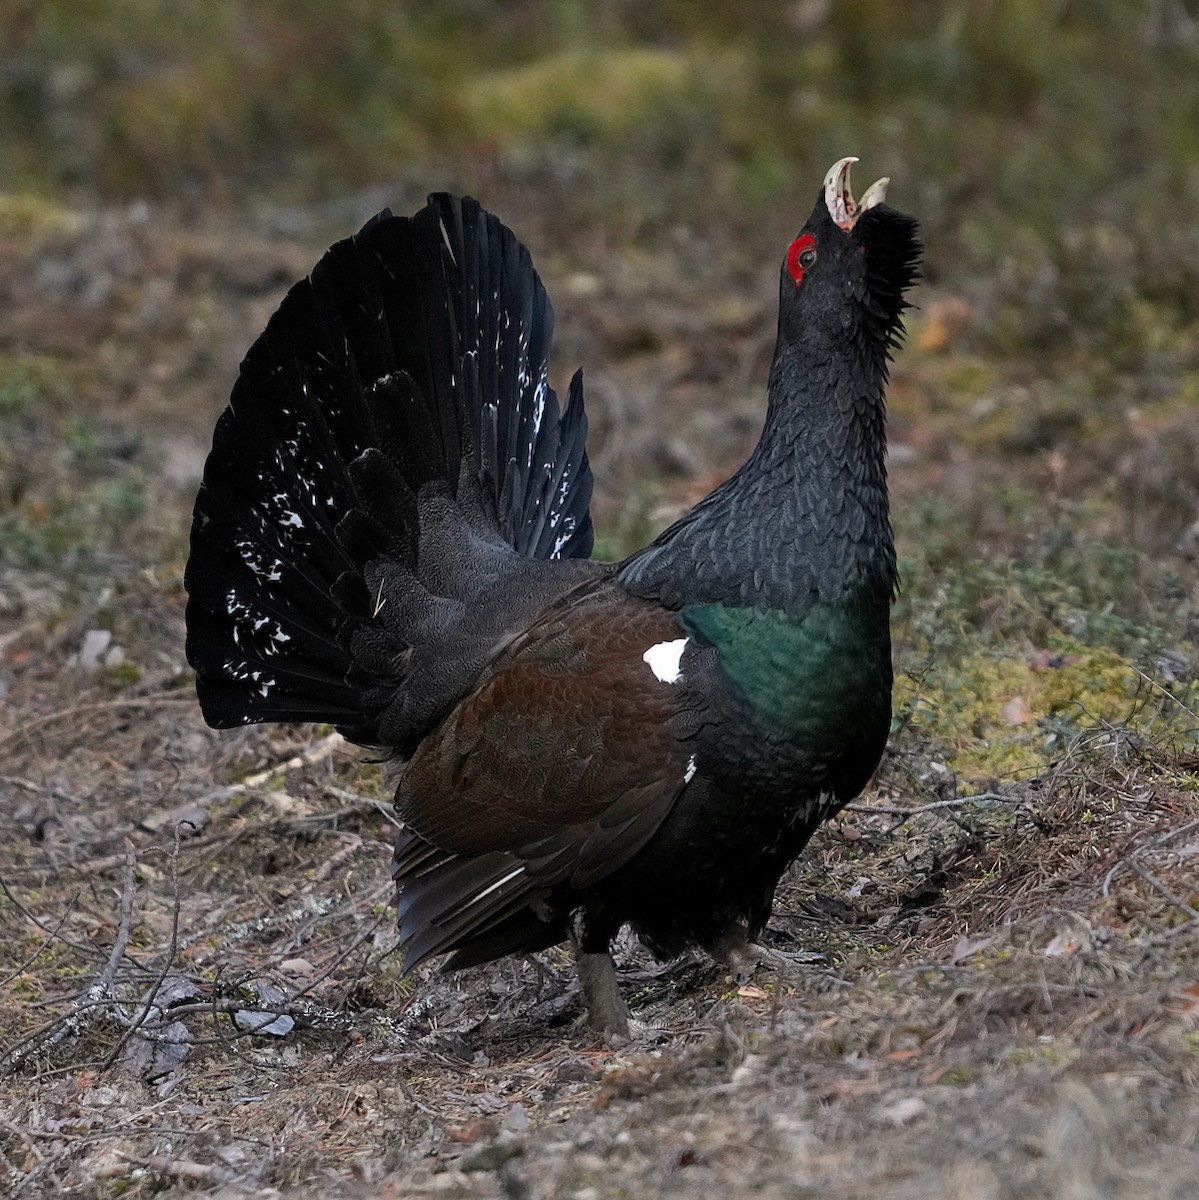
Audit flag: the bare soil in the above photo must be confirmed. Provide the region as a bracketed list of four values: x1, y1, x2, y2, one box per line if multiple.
[1, 197, 1197, 1199]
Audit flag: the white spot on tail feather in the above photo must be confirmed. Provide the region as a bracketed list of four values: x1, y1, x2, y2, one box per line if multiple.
[235, 540, 284, 583]
[551, 516, 576, 558]
[684, 755, 697, 784]
[643, 638, 687, 684]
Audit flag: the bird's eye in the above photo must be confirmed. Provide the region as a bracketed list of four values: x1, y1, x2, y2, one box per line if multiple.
[786, 233, 818, 285]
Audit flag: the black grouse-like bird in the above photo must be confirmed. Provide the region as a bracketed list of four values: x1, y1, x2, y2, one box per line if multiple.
[185, 158, 920, 1036]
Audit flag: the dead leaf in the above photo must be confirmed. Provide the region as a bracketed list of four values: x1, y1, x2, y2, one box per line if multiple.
[234, 1010, 294, 1037]
[121, 1020, 191, 1080]
[916, 296, 972, 352]
[1168, 983, 1199, 1015]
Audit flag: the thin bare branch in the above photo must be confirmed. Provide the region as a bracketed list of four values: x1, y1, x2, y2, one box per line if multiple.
[1128, 858, 1199, 924]
[100, 831, 184, 1071]
[844, 791, 1015, 825]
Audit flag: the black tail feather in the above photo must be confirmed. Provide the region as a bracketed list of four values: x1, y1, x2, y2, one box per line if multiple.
[185, 195, 595, 740]
[391, 828, 561, 972]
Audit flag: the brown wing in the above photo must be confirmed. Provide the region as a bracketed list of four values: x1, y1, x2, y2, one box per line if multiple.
[392, 599, 702, 968]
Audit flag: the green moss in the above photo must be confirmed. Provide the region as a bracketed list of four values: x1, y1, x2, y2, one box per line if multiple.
[346, 760, 392, 802]
[0, 353, 154, 571]
[104, 660, 143, 687]
[0, 193, 83, 241]
[893, 513, 1199, 781]
[1, 0, 1192, 265]
[941, 1066, 980, 1085]
[898, 638, 1198, 780]
[592, 483, 668, 563]
[1154, 771, 1199, 795]
[1005, 1041, 1079, 1069]
[0, 353, 78, 417]
[464, 48, 711, 145]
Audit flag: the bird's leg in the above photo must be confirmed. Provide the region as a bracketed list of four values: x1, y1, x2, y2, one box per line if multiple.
[572, 914, 630, 1041]
[576, 949, 631, 1040]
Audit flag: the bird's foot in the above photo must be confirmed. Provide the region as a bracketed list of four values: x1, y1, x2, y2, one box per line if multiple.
[712, 926, 822, 984]
[711, 924, 773, 983]
[757, 946, 826, 972]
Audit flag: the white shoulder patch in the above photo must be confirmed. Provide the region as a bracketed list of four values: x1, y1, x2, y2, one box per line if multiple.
[642, 637, 688, 684]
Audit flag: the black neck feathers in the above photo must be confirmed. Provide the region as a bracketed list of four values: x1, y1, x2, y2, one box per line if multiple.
[619, 199, 919, 616]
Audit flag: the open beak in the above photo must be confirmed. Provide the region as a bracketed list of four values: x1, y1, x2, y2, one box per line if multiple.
[824, 157, 889, 231]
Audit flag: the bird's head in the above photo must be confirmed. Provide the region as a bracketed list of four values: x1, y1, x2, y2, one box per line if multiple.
[778, 157, 921, 356]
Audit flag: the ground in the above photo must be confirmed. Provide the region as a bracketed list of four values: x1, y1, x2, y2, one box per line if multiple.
[1, 185, 1198, 1199]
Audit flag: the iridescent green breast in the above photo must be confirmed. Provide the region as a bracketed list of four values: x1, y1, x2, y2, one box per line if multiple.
[681, 597, 892, 760]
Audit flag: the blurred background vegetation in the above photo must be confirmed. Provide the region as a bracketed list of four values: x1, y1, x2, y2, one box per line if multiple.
[5, 1, 1199, 257]
[4, 1, 1199, 431]
[2, 0, 1198, 780]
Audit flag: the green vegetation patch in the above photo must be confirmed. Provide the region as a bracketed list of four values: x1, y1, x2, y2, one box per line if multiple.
[898, 627, 1197, 782]
[0, 193, 83, 242]
[0, 353, 148, 571]
[464, 47, 719, 146]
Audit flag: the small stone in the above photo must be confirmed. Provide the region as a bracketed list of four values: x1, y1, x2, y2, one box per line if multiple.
[877, 1096, 926, 1126]
[75, 629, 112, 671]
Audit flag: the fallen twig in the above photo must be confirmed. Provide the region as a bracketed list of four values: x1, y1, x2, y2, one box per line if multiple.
[102, 844, 138, 988]
[2, 842, 139, 1073]
[312, 834, 367, 883]
[6, 853, 133, 881]
[1128, 859, 1199, 924]
[0, 1116, 43, 1165]
[1102, 819, 1199, 895]
[100, 832, 184, 1072]
[136, 1153, 240, 1185]
[325, 784, 403, 827]
[845, 791, 1015, 826]
[290, 905, 390, 1001]
[0, 875, 100, 957]
[1128, 663, 1199, 724]
[239, 731, 345, 788]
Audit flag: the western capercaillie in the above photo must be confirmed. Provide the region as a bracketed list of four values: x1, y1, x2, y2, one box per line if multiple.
[185, 159, 920, 1036]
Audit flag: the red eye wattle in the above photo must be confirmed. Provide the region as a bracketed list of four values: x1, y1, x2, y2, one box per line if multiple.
[787, 234, 818, 285]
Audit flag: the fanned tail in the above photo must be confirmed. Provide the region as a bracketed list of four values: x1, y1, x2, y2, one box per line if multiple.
[185, 195, 594, 745]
